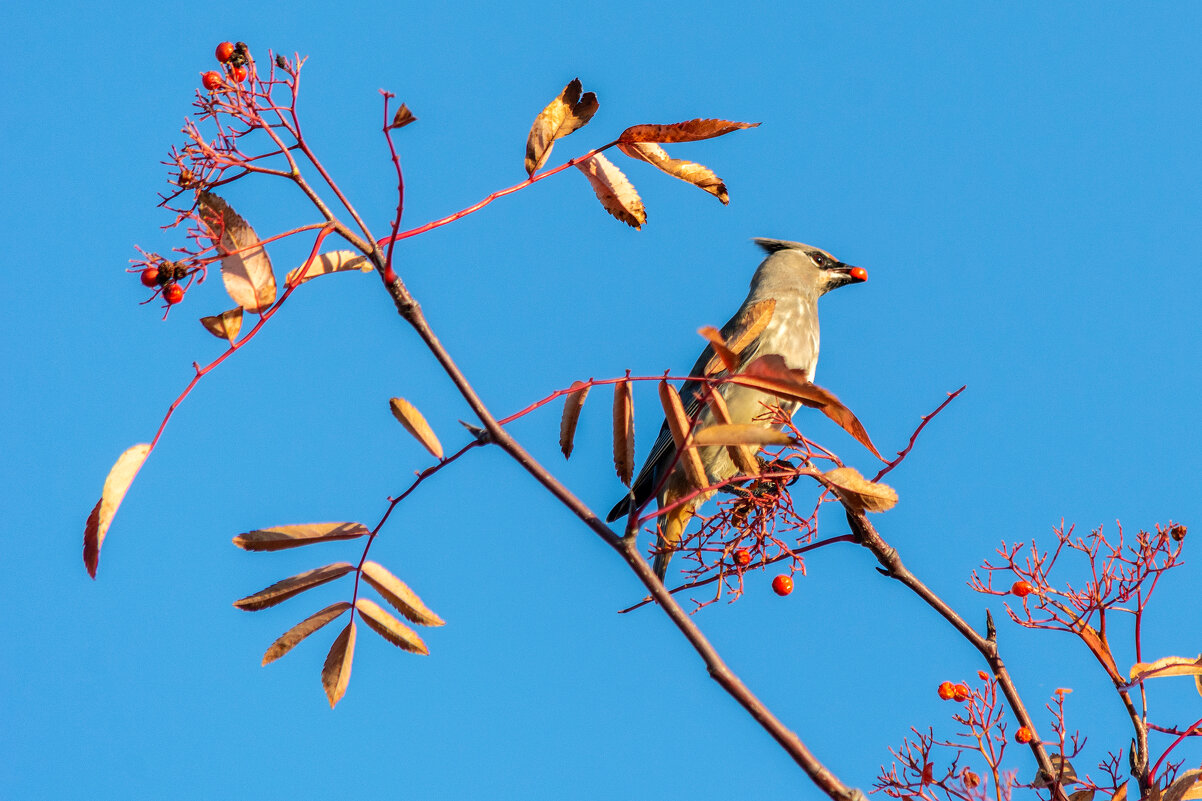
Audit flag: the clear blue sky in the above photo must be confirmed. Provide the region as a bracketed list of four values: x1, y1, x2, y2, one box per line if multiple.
[2, 2, 1200, 799]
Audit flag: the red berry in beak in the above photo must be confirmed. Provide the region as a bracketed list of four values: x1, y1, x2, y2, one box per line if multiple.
[850, 266, 867, 282]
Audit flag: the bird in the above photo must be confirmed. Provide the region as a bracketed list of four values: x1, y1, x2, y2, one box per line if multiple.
[606, 238, 867, 580]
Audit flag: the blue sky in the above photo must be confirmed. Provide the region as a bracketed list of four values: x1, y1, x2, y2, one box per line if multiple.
[2, 2, 1200, 799]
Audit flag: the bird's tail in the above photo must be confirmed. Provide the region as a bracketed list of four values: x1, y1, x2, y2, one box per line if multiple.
[652, 498, 695, 581]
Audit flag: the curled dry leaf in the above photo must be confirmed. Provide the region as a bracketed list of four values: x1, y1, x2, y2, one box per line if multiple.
[701, 299, 775, 375]
[658, 380, 707, 490]
[389, 103, 417, 130]
[360, 561, 445, 626]
[1077, 623, 1122, 682]
[197, 191, 277, 313]
[199, 307, 244, 344]
[705, 389, 759, 476]
[576, 153, 646, 229]
[355, 598, 429, 655]
[389, 397, 444, 460]
[83, 443, 152, 578]
[1128, 655, 1202, 682]
[618, 118, 760, 144]
[1166, 770, 1202, 801]
[698, 326, 738, 374]
[692, 423, 792, 448]
[321, 621, 356, 708]
[612, 380, 634, 486]
[618, 141, 730, 204]
[525, 78, 599, 176]
[823, 466, 898, 513]
[233, 562, 355, 611]
[559, 381, 590, 458]
[262, 601, 351, 665]
[233, 522, 369, 552]
[1067, 791, 1096, 801]
[1031, 753, 1078, 788]
[285, 250, 372, 286]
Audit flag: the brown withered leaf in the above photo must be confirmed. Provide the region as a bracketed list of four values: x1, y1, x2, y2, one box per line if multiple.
[692, 424, 793, 448]
[233, 522, 369, 552]
[698, 326, 739, 374]
[197, 191, 277, 313]
[360, 561, 445, 626]
[705, 389, 759, 476]
[658, 380, 707, 490]
[285, 250, 372, 286]
[1166, 770, 1202, 801]
[1077, 623, 1122, 682]
[619, 141, 729, 204]
[321, 621, 356, 708]
[199, 307, 244, 344]
[262, 602, 351, 665]
[233, 562, 355, 611]
[1112, 783, 1129, 801]
[1068, 791, 1096, 801]
[701, 299, 775, 375]
[612, 380, 634, 486]
[525, 79, 599, 176]
[389, 103, 417, 130]
[355, 598, 429, 655]
[1031, 753, 1079, 788]
[823, 466, 898, 513]
[1128, 655, 1202, 682]
[389, 397, 443, 460]
[83, 443, 152, 578]
[559, 381, 590, 458]
[576, 154, 646, 229]
[618, 118, 760, 144]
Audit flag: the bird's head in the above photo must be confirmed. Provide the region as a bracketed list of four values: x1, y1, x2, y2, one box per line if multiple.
[751, 238, 867, 298]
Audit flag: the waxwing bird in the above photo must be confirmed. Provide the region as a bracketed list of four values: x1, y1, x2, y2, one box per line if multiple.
[606, 238, 867, 579]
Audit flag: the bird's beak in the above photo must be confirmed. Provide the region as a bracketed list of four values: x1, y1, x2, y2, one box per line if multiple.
[829, 262, 867, 286]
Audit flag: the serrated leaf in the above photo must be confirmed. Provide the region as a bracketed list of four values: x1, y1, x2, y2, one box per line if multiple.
[524, 79, 598, 175]
[1128, 655, 1202, 682]
[355, 598, 429, 655]
[612, 380, 634, 486]
[234, 563, 354, 611]
[83, 443, 151, 578]
[199, 307, 244, 344]
[360, 561, 445, 626]
[704, 389, 759, 476]
[619, 141, 729, 203]
[823, 466, 898, 513]
[658, 380, 707, 490]
[233, 522, 369, 552]
[285, 250, 372, 285]
[692, 424, 793, 448]
[389, 103, 417, 130]
[197, 191, 277, 313]
[701, 299, 775, 375]
[321, 621, 356, 708]
[1166, 770, 1202, 801]
[389, 397, 443, 460]
[698, 326, 739, 374]
[262, 602, 351, 665]
[618, 118, 760, 144]
[576, 154, 646, 229]
[559, 381, 590, 458]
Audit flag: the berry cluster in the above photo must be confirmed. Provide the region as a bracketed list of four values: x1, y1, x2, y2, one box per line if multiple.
[201, 41, 250, 91]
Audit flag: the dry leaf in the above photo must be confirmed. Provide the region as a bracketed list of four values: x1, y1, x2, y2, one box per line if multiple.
[1166, 771, 1202, 801]
[692, 424, 793, 448]
[524, 78, 598, 175]
[1032, 753, 1079, 788]
[618, 118, 760, 144]
[262, 602, 351, 665]
[704, 389, 759, 476]
[389, 397, 443, 460]
[1195, 672, 1202, 700]
[1112, 783, 1129, 801]
[823, 466, 898, 513]
[321, 621, 356, 708]
[612, 380, 635, 486]
[1077, 623, 1122, 682]
[701, 299, 775, 375]
[355, 598, 429, 655]
[559, 381, 590, 458]
[285, 250, 372, 285]
[197, 191, 277, 313]
[233, 522, 369, 552]
[83, 443, 152, 578]
[1068, 791, 1096, 801]
[199, 307, 244, 344]
[658, 380, 707, 490]
[360, 561, 445, 626]
[576, 154, 646, 229]
[1128, 655, 1202, 682]
[698, 326, 739, 374]
[619, 141, 729, 203]
[233, 562, 355, 611]
[389, 103, 417, 130]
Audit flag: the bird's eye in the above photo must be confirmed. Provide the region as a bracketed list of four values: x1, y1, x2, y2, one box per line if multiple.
[812, 253, 827, 267]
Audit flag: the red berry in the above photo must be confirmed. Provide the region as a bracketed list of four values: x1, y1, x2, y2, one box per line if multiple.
[733, 548, 751, 567]
[1014, 726, 1033, 744]
[771, 575, 793, 596]
[163, 283, 185, 305]
[951, 683, 971, 702]
[1011, 580, 1034, 598]
[201, 71, 223, 91]
[231, 66, 248, 82]
[850, 266, 868, 282]
[215, 41, 235, 63]
[937, 681, 956, 700]
[140, 268, 160, 288]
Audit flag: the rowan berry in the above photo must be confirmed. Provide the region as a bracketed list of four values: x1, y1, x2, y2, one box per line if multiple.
[937, 681, 956, 700]
[215, 42, 235, 63]
[733, 548, 751, 567]
[771, 575, 793, 596]
[231, 66, 248, 82]
[951, 683, 970, 702]
[201, 71, 223, 91]
[1014, 726, 1033, 744]
[140, 268, 160, 288]
[1011, 580, 1034, 598]
[163, 283, 185, 304]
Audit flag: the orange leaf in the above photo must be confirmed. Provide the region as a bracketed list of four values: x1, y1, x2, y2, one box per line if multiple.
[612, 380, 634, 486]
[559, 380, 590, 458]
[197, 191, 277, 313]
[576, 154, 646, 229]
[692, 423, 793, 448]
[285, 250, 372, 286]
[262, 602, 351, 665]
[199, 307, 244, 344]
[360, 561, 445, 626]
[618, 141, 730, 204]
[1077, 624, 1122, 682]
[355, 598, 429, 655]
[321, 621, 356, 708]
[233, 563, 355, 611]
[618, 118, 760, 144]
[704, 389, 759, 476]
[1128, 655, 1202, 682]
[822, 466, 898, 513]
[83, 443, 151, 578]
[698, 326, 739, 374]
[524, 79, 599, 176]
[233, 522, 369, 552]
[389, 397, 443, 460]
[701, 299, 775, 375]
[389, 103, 417, 130]
[658, 380, 707, 490]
